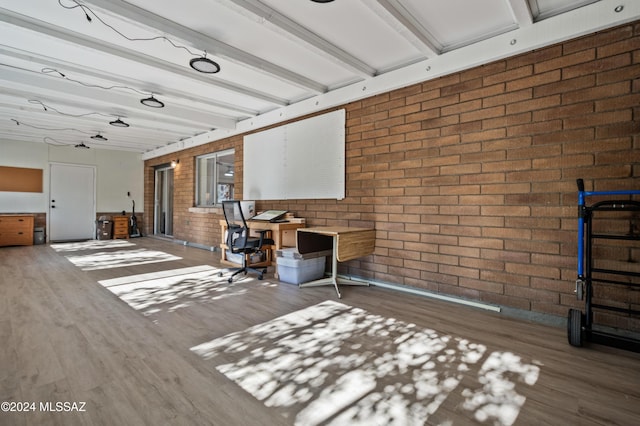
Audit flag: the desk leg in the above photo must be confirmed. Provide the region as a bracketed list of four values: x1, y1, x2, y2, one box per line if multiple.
[299, 236, 341, 298]
[298, 236, 369, 299]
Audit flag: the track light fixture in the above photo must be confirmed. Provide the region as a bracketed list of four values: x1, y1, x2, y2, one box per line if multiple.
[109, 118, 130, 128]
[140, 95, 165, 108]
[75, 142, 90, 149]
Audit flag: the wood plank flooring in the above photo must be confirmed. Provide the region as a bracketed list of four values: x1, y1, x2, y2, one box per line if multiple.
[0, 237, 638, 425]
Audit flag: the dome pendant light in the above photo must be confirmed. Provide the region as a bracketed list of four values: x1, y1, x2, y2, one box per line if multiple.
[90, 133, 108, 141]
[109, 118, 130, 128]
[140, 95, 164, 108]
[190, 52, 220, 74]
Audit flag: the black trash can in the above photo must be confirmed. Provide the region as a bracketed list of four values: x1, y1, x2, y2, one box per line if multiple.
[33, 227, 45, 245]
[96, 219, 113, 240]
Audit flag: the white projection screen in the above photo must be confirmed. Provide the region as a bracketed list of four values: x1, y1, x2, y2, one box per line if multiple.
[243, 109, 345, 200]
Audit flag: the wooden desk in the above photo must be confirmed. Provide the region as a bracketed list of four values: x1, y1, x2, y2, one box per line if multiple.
[297, 226, 375, 298]
[219, 218, 305, 275]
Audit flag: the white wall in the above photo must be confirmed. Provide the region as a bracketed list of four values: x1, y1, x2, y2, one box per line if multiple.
[0, 140, 144, 214]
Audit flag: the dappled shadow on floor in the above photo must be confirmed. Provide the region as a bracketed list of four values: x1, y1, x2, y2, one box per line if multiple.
[66, 248, 181, 270]
[99, 265, 277, 315]
[50, 239, 136, 252]
[191, 301, 540, 426]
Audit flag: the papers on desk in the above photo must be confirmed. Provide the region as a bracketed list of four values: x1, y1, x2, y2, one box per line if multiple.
[251, 210, 288, 222]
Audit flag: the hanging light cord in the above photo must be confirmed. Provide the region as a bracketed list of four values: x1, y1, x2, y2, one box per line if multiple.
[58, 0, 206, 58]
[43, 136, 72, 146]
[41, 67, 152, 96]
[28, 99, 115, 119]
[11, 118, 95, 135]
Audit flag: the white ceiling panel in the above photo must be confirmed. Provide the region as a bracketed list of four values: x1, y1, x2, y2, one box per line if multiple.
[404, 0, 518, 51]
[0, 0, 636, 155]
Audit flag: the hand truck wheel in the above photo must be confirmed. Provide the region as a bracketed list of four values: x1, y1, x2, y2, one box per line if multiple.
[567, 308, 584, 347]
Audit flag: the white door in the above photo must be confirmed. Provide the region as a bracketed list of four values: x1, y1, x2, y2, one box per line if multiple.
[49, 163, 96, 241]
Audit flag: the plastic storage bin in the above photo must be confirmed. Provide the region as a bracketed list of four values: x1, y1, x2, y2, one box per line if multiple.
[225, 250, 264, 265]
[276, 255, 325, 285]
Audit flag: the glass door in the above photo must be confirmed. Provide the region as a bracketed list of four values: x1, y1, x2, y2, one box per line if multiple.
[154, 166, 174, 237]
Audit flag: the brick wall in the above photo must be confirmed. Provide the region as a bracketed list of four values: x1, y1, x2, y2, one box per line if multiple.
[144, 22, 640, 322]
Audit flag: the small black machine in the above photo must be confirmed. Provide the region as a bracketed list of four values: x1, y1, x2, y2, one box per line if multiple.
[130, 199, 141, 238]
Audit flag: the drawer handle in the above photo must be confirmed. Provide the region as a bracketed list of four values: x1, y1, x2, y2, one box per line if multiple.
[18, 232, 24, 235]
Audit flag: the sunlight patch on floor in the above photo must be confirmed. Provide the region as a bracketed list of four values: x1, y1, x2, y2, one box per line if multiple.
[51, 239, 136, 252]
[99, 265, 276, 315]
[191, 300, 540, 426]
[66, 248, 181, 270]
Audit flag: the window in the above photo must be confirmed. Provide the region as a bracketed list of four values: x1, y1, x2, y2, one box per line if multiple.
[195, 149, 235, 206]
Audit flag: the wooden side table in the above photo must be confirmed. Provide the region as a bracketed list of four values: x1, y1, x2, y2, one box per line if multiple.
[112, 216, 129, 239]
[0, 214, 34, 246]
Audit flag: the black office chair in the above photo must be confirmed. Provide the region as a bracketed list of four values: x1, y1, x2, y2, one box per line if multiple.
[221, 200, 273, 282]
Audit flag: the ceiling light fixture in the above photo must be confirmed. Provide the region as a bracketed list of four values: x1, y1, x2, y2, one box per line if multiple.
[60, 1, 221, 74]
[43, 68, 167, 109]
[90, 133, 108, 141]
[190, 53, 221, 74]
[224, 166, 234, 177]
[140, 95, 165, 108]
[109, 118, 130, 128]
[30, 99, 131, 129]
[310, 0, 335, 3]
[75, 142, 90, 149]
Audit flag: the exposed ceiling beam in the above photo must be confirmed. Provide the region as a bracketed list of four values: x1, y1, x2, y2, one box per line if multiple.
[0, 7, 290, 107]
[0, 65, 237, 130]
[368, 0, 440, 57]
[223, 0, 375, 77]
[0, 92, 213, 141]
[81, 0, 328, 94]
[0, 46, 260, 117]
[508, 0, 534, 26]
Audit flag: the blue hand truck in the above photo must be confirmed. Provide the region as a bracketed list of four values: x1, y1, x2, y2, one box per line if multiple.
[569, 179, 640, 351]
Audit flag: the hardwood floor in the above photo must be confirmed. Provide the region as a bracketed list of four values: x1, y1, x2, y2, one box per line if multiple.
[0, 237, 638, 425]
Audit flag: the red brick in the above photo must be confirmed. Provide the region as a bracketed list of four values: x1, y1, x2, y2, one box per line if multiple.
[562, 81, 630, 104]
[506, 70, 561, 92]
[563, 53, 631, 79]
[535, 49, 596, 73]
[483, 65, 533, 86]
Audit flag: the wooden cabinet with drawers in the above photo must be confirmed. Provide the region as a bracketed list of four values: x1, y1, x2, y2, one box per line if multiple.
[0, 214, 34, 247]
[112, 216, 129, 239]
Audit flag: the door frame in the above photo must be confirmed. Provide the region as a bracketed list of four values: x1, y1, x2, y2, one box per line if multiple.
[154, 165, 174, 237]
[48, 162, 97, 242]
